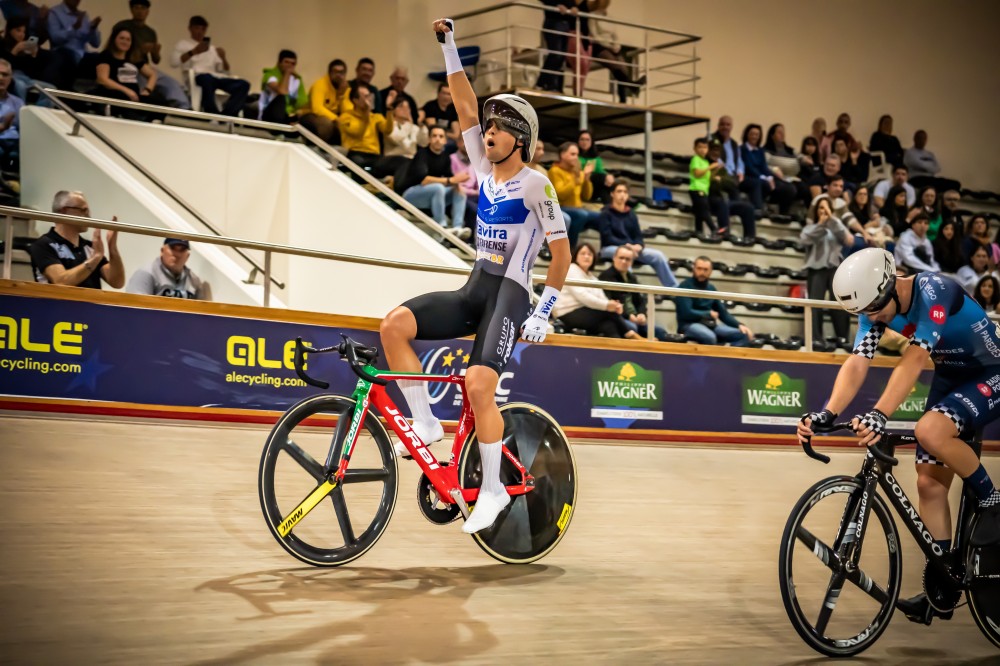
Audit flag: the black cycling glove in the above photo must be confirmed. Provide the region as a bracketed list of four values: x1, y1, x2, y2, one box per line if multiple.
[801, 408, 837, 431]
[853, 408, 888, 439]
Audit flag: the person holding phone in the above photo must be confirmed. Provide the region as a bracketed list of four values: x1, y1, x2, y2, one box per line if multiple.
[170, 14, 249, 117]
[111, 0, 190, 109]
[0, 15, 57, 100]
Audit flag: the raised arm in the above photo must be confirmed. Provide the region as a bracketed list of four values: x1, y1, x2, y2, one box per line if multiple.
[433, 19, 478, 132]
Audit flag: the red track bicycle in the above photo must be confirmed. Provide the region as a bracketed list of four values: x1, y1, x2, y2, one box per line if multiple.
[258, 336, 578, 566]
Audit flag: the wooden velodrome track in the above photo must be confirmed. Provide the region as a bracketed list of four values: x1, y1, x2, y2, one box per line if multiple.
[0, 413, 997, 665]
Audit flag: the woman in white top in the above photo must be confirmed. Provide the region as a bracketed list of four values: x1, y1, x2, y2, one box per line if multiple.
[375, 98, 428, 183]
[552, 242, 639, 338]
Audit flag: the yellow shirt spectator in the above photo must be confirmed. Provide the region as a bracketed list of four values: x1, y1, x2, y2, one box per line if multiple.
[308, 74, 353, 121]
[548, 163, 593, 208]
[339, 108, 393, 156]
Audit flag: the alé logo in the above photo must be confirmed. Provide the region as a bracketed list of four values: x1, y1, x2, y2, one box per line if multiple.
[591, 361, 661, 410]
[891, 381, 929, 420]
[742, 371, 805, 414]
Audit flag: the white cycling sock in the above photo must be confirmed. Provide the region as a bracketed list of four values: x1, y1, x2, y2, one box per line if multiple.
[479, 440, 507, 496]
[399, 380, 436, 425]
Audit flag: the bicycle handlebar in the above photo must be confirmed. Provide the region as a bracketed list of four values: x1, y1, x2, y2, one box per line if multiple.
[293, 335, 387, 389]
[800, 422, 900, 467]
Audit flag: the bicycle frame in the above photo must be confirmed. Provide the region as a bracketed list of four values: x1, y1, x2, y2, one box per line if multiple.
[330, 365, 535, 508]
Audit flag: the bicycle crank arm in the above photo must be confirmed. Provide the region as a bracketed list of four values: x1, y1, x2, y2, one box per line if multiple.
[449, 488, 471, 519]
[277, 478, 338, 537]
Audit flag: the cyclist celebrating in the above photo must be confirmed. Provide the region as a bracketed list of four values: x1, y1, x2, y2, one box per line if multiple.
[797, 248, 1000, 619]
[380, 18, 570, 534]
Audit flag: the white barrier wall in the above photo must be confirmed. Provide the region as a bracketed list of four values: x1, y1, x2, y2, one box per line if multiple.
[20, 108, 468, 317]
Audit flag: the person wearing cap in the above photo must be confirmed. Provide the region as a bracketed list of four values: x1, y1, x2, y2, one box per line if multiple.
[798, 247, 1000, 624]
[112, 0, 191, 109]
[379, 17, 570, 535]
[28, 190, 125, 290]
[126, 238, 211, 299]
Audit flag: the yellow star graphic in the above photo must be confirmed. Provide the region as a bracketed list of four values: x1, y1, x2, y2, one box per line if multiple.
[455, 349, 463, 357]
[463, 353, 470, 364]
[442, 352, 455, 367]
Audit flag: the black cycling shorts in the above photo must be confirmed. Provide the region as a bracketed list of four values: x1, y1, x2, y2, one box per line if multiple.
[403, 269, 531, 375]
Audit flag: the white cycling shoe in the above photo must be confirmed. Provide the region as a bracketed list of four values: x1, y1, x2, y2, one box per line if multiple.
[461, 490, 510, 534]
[394, 419, 444, 458]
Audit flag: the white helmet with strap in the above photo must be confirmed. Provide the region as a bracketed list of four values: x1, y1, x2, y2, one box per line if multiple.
[481, 94, 538, 163]
[833, 247, 898, 314]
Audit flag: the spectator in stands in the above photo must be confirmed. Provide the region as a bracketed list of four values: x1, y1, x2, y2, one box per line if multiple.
[819, 112, 855, 162]
[895, 212, 940, 274]
[710, 115, 744, 195]
[807, 154, 843, 201]
[904, 129, 960, 192]
[974, 275, 1000, 313]
[397, 125, 468, 238]
[1, 16, 57, 100]
[529, 139, 547, 175]
[577, 129, 613, 203]
[258, 49, 307, 124]
[801, 195, 852, 344]
[763, 123, 802, 189]
[552, 241, 638, 338]
[809, 117, 826, 145]
[94, 26, 164, 120]
[846, 185, 883, 251]
[707, 138, 755, 241]
[597, 178, 677, 287]
[339, 84, 394, 173]
[47, 0, 101, 69]
[839, 137, 870, 190]
[798, 136, 820, 180]
[126, 238, 211, 299]
[300, 58, 349, 144]
[349, 57, 381, 114]
[933, 220, 965, 274]
[1, 0, 50, 43]
[0, 60, 23, 171]
[374, 98, 426, 184]
[741, 122, 794, 213]
[964, 214, 998, 268]
[872, 164, 916, 209]
[862, 206, 894, 251]
[690, 137, 722, 236]
[449, 132, 478, 228]
[906, 185, 942, 241]
[880, 184, 911, 237]
[598, 245, 668, 341]
[28, 190, 125, 289]
[550, 141, 601, 248]
[112, 0, 189, 110]
[675, 255, 752, 346]
[941, 189, 964, 229]
[847, 184, 872, 226]
[419, 83, 459, 147]
[170, 15, 248, 117]
[956, 244, 994, 295]
[587, 0, 644, 103]
[380, 66, 417, 123]
[536, 0, 577, 93]
[869, 114, 903, 170]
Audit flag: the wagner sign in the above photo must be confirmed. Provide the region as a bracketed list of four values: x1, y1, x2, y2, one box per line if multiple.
[591, 361, 663, 421]
[741, 371, 806, 425]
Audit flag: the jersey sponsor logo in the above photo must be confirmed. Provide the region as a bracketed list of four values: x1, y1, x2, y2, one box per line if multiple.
[957, 393, 980, 417]
[545, 183, 558, 199]
[971, 317, 1000, 358]
[477, 249, 505, 265]
[520, 228, 537, 273]
[480, 239, 507, 252]
[979, 383, 992, 397]
[477, 223, 507, 240]
[477, 197, 529, 225]
[497, 317, 515, 366]
[919, 276, 938, 300]
[901, 323, 916, 338]
[536, 200, 557, 223]
[929, 305, 946, 324]
[508, 187, 522, 193]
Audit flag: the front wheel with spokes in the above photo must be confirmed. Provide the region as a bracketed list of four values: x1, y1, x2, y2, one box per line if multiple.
[779, 475, 902, 657]
[259, 394, 398, 567]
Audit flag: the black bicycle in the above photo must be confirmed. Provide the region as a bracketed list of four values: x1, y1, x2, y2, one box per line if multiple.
[778, 423, 1000, 657]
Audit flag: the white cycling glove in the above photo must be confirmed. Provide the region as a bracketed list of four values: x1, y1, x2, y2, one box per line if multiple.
[435, 19, 464, 75]
[521, 286, 560, 343]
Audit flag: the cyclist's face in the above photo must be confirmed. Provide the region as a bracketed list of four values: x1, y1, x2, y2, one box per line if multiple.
[484, 122, 519, 162]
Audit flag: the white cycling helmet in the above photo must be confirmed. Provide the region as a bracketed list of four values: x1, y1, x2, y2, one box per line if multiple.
[833, 247, 898, 314]
[481, 94, 538, 163]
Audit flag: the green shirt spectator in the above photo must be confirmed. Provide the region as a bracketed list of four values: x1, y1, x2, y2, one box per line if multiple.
[690, 154, 711, 193]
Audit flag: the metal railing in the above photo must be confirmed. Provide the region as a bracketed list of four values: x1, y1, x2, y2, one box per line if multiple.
[2, 205, 839, 350]
[451, 1, 701, 111]
[30, 87, 478, 281]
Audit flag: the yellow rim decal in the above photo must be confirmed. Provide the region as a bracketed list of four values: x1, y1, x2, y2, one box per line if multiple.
[277, 479, 337, 537]
[556, 503, 572, 533]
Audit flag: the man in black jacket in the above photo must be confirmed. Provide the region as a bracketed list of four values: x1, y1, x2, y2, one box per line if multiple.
[597, 179, 677, 287]
[398, 126, 470, 238]
[598, 246, 668, 341]
[675, 256, 752, 346]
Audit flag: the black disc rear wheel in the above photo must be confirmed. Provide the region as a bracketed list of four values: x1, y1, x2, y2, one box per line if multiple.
[458, 403, 577, 564]
[967, 521, 1000, 649]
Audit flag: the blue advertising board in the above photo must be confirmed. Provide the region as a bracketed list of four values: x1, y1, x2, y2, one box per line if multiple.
[2, 290, 993, 442]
